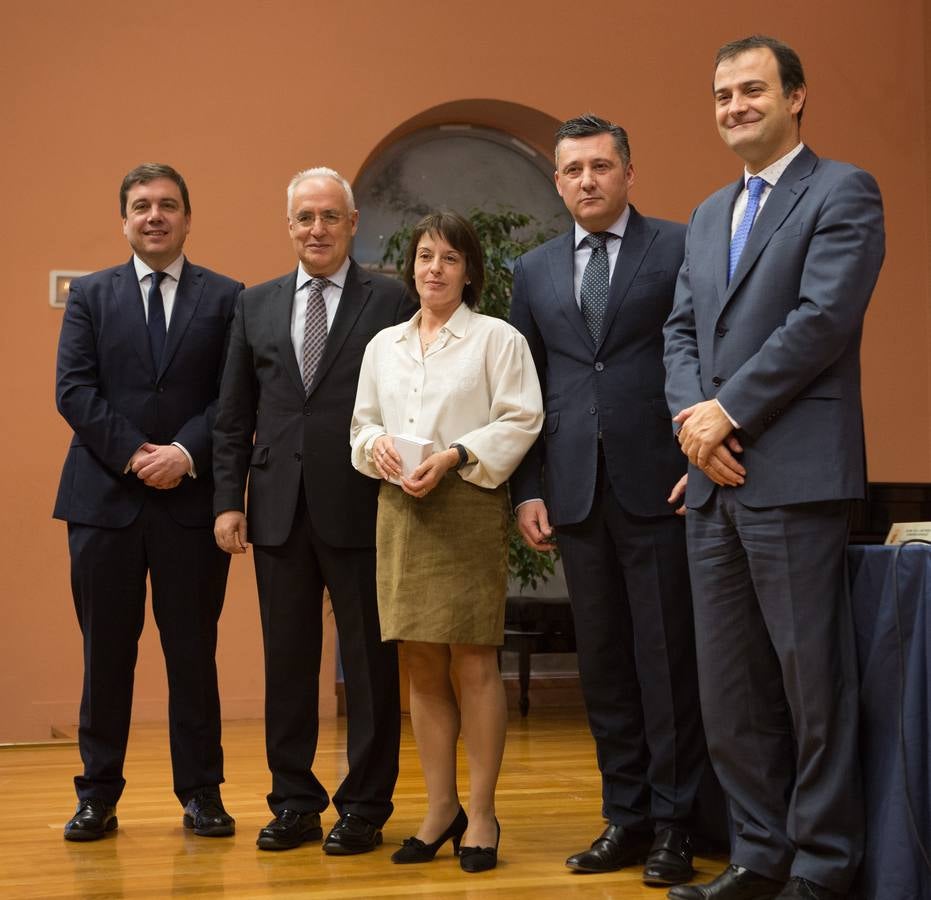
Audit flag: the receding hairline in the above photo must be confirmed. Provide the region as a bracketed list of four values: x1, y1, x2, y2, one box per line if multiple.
[286, 167, 356, 216]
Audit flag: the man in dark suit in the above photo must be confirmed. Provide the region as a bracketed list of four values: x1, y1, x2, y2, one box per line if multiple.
[510, 115, 707, 887]
[664, 36, 885, 900]
[213, 167, 414, 855]
[55, 163, 242, 841]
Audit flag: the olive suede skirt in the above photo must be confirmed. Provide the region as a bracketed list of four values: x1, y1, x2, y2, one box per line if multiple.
[376, 474, 509, 646]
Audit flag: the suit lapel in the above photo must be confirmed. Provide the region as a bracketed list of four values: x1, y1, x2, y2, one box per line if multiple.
[545, 231, 592, 350]
[112, 258, 154, 374]
[273, 270, 305, 395]
[307, 260, 369, 396]
[714, 180, 743, 307]
[158, 261, 203, 379]
[597, 207, 654, 350]
[724, 148, 817, 302]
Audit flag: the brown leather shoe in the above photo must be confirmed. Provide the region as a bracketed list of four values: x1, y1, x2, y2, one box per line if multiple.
[643, 827, 694, 885]
[565, 824, 652, 873]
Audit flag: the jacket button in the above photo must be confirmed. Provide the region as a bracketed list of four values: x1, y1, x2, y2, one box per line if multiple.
[712, 376, 723, 386]
[293, 452, 302, 461]
[594, 362, 604, 372]
[589, 406, 597, 415]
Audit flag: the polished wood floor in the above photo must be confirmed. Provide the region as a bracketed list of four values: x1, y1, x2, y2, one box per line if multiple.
[0, 708, 725, 898]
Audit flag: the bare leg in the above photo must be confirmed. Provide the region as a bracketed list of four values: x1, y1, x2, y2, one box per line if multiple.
[403, 642, 462, 841]
[451, 644, 506, 848]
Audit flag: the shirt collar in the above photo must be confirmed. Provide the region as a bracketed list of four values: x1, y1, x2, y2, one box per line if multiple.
[744, 142, 805, 189]
[134, 253, 184, 283]
[296, 255, 351, 292]
[574, 204, 630, 250]
[397, 302, 472, 343]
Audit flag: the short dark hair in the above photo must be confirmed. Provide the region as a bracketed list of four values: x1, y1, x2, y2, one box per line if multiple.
[402, 211, 484, 310]
[714, 35, 807, 124]
[555, 114, 631, 167]
[120, 163, 191, 217]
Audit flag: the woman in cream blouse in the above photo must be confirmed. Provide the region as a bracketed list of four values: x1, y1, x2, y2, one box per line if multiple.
[351, 211, 543, 873]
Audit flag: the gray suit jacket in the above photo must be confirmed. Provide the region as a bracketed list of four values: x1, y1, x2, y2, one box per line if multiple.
[212, 260, 415, 548]
[664, 146, 885, 509]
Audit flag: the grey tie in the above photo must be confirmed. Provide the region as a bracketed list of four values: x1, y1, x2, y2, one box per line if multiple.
[580, 232, 610, 342]
[301, 277, 329, 392]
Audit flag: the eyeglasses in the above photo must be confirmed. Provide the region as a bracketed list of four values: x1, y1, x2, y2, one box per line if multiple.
[291, 211, 344, 228]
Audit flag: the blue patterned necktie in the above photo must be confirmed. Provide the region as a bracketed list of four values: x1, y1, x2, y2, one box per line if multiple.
[580, 232, 610, 342]
[147, 271, 167, 369]
[728, 175, 766, 282]
[301, 277, 329, 392]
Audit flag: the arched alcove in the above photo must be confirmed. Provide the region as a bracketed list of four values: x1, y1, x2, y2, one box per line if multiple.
[352, 100, 572, 266]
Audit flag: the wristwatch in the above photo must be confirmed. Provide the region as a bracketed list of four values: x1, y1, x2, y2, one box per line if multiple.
[449, 443, 469, 470]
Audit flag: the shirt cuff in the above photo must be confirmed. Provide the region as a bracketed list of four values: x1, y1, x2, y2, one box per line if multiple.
[715, 399, 740, 430]
[515, 498, 543, 511]
[172, 442, 196, 478]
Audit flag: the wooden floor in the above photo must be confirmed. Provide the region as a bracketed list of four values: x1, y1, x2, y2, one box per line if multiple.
[0, 708, 725, 899]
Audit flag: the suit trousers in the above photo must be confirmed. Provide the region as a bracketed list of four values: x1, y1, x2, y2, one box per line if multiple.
[556, 450, 706, 831]
[253, 493, 400, 825]
[68, 499, 229, 805]
[685, 489, 863, 893]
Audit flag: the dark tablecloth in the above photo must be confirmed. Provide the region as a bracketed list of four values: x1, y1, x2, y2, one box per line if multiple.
[849, 544, 931, 900]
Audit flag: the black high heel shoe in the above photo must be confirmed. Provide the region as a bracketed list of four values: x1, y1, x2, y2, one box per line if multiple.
[391, 807, 468, 864]
[459, 817, 500, 873]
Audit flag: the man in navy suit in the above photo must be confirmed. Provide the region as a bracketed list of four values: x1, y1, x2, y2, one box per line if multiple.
[510, 115, 708, 887]
[55, 164, 243, 841]
[664, 36, 885, 900]
[213, 168, 414, 855]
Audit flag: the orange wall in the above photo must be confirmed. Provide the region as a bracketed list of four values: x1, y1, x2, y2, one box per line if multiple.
[2, 0, 928, 740]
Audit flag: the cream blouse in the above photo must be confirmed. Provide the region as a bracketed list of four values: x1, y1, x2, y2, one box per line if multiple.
[350, 302, 543, 490]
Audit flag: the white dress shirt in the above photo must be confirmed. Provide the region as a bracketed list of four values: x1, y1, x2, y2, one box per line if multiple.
[351, 303, 544, 490]
[572, 205, 631, 305]
[718, 142, 805, 429]
[290, 256, 351, 366]
[129, 253, 194, 474]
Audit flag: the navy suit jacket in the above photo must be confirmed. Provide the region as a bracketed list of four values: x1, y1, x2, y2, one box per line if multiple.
[510, 206, 687, 525]
[54, 258, 242, 529]
[212, 260, 415, 549]
[664, 146, 886, 509]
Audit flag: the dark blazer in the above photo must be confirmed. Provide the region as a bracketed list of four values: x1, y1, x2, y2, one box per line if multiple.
[510, 206, 687, 524]
[54, 258, 242, 528]
[213, 260, 415, 548]
[664, 146, 886, 509]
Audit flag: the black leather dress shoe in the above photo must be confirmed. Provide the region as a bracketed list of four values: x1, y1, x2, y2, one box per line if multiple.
[182, 790, 235, 837]
[257, 810, 323, 850]
[643, 827, 694, 886]
[322, 813, 382, 855]
[775, 877, 842, 900]
[565, 824, 653, 873]
[64, 799, 118, 841]
[668, 864, 785, 900]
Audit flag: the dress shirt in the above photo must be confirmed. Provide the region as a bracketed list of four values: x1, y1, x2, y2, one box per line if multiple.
[718, 143, 805, 430]
[130, 253, 194, 476]
[351, 302, 543, 490]
[133, 253, 184, 326]
[290, 256, 350, 366]
[572, 204, 631, 306]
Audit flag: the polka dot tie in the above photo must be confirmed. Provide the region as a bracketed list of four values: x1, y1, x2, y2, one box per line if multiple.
[580, 232, 610, 342]
[728, 176, 766, 282]
[301, 277, 329, 392]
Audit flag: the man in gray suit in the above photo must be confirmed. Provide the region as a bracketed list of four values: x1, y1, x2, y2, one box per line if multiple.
[664, 36, 885, 900]
[510, 115, 708, 887]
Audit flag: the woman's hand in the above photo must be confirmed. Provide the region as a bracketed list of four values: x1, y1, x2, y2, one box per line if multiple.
[402, 448, 459, 498]
[372, 435, 402, 481]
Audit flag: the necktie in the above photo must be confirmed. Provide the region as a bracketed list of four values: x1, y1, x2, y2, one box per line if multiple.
[148, 271, 167, 369]
[580, 232, 610, 342]
[728, 175, 766, 282]
[301, 277, 329, 391]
